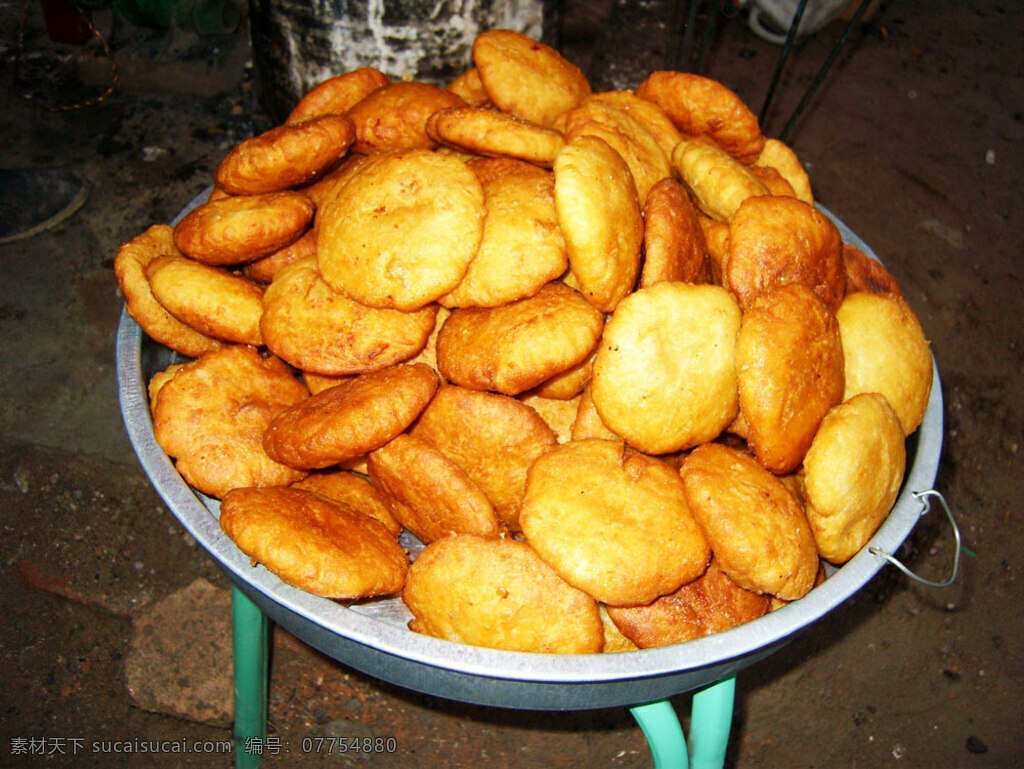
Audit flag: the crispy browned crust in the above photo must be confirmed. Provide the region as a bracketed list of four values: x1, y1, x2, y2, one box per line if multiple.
[286, 67, 391, 124]
[641, 177, 711, 287]
[346, 81, 465, 154]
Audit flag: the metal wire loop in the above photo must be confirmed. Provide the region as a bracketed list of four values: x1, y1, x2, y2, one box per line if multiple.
[869, 490, 961, 588]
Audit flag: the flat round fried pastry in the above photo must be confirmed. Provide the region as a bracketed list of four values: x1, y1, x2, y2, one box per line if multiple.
[426, 106, 565, 167]
[836, 291, 932, 435]
[146, 254, 265, 346]
[754, 137, 813, 205]
[736, 284, 845, 474]
[726, 194, 845, 313]
[680, 443, 819, 600]
[260, 257, 437, 375]
[367, 434, 503, 543]
[589, 90, 685, 160]
[409, 384, 558, 530]
[291, 469, 402, 536]
[243, 226, 317, 284]
[670, 138, 769, 223]
[698, 214, 730, 282]
[843, 243, 903, 297]
[302, 371, 354, 395]
[114, 224, 222, 357]
[435, 282, 605, 396]
[472, 29, 591, 128]
[750, 164, 797, 197]
[173, 191, 315, 266]
[599, 605, 639, 652]
[520, 439, 711, 606]
[214, 115, 356, 195]
[640, 177, 711, 287]
[439, 158, 566, 308]
[147, 363, 184, 415]
[316, 149, 486, 311]
[518, 392, 580, 443]
[152, 346, 310, 498]
[570, 383, 620, 441]
[526, 350, 592, 400]
[636, 71, 765, 163]
[591, 282, 742, 454]
[403, 534, 604, 653]
[346, 81, 465, 154]
[298, 153, 371, 211]
[219, 487, 407, 599]
[554, 134, 644, 312]
[446, 67, 491, 106]
[606, 557, 772, 648]
[800, 392, 907, 564]
[285, 67, 391, 124]
[262, 362, 439, 469]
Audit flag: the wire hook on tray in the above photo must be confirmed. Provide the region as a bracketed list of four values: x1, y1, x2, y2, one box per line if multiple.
[869, 489, 962, 589]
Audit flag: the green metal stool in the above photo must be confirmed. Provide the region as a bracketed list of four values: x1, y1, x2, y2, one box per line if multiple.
[231, 586, 735, 769]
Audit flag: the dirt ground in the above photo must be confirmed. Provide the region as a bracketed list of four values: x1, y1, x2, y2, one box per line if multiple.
[1, 0, 1021, 767]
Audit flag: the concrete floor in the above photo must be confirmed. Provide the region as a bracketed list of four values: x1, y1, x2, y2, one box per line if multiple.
[1, 0, 1021, 766]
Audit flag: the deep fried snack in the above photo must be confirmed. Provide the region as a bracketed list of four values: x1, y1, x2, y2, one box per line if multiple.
[214, 115, 356, 195]
[367, 434, 503, 543]
[754, 137, 813, 205]
[670, 138, 769, 222]
[472, 29, 591, 128]
[636, 71, 764, 163]
[436, 282, 605, 395]
[291, 469, 402, 536]
[570, 383, 620, 441]
[152, 346, 310, 498]
[640, 177, 711, 287]
[589, 90, 685, 160]
[518, 392, 580, 443]
[316, 149, 486, 311]
[260, 257, 437, 375]
[114, 224, 221, 357]
[736, 284, 845, 474]
[302, 371, 354, 395]
[173, 191, 315, 266]
[607, 557, 772, 648]
[836, 291, 932, 435]
[426, 106, 565, 167]
[298, 153, 372, 211]
[439, 158, 566, 308]
[726, 194, 845, 313]
[243, 226, 317, 284]
[220, 487, 407, 599]
[554, 134, 644, 312]
[801, 392, 907, 564]
[680, 443, 819, 600]
[750, 164, 797, 198]
[147, 363, 184, 416]
[599, 605, 639, 652]
[409, 384, 558, 530]
[591, 282, 742, 454]
[520, 439, 711, 606]
[446, 67, 491, 106]
[403, 534, 604, 653]
[262, 362, 439, 469]
[146, 254, 265, 346]
[346, 81, 465, 154]
[527, 350, 593, 401]
[285, 67, 391, 124]
[842, 243, 903, 297]
[698, 214, 729, 282]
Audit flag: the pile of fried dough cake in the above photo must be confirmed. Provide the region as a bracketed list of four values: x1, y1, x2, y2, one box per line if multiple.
[115, 29, 933, 655]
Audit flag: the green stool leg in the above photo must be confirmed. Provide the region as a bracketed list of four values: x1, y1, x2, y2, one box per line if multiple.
[232, 585, 269, 769]
[688, 676, 736, 769]
[631, 700, 689, 769]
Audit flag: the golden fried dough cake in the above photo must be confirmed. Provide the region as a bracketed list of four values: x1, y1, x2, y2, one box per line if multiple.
[243, 226, 317, 284]
[640, 177, 711, 287]
[426, 106, 565, 167]
[214, 115, 355, 195]
[436, 282, 605, 395]
[152, 346, 310, 498]
[554, 134, 644, 312]
[220, 487, 407, 599]
[409, 384, 558, 530]
[636, 71, 764, 163]
[670, 138, 769, 223]
[518, 392, 580, 443]
[801, 393, 906, 564]
[753, 137, 813, 205]
[147, 362, 184, 416]
[403, 534, 604, 653]
[316, 149, 486, 311]
[262, 362, 439, 469]
[591, 282, 742, 454]
[527, 350, 593, 400]
[726, 194, 845, 313]
[346, 81, 465, 154]
[114, 224, 221, 357]
[291, 469, 402, 536]
[842, 243, 903, 297]
[146, 254, 265, 346]
[438, 158, 566, 308]
[698, 215, 730, 282]
[260, 257, 437, 375]
[173, 191, 315, 266]
[570, 383, 620, 441]
[302, 371, 353, 394]
[298, 153, 371, 211]
[520, 439, 711, 606]
[599, 605, 639, 652]
[285, 67, 391, 124]
[589, 90, 685, 160]
[472, 29, 591, 128]
[446, 67, 491, 106]
[367, 434, 503, 543]
[680, 443, 819, 600]
[736, 284, 845, 474]
[607, 557, 772, 648]
[750, 164, 796, 198]
[837, 291, 932, 435]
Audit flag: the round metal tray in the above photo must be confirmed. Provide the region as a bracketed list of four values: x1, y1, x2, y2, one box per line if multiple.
[116, 205, 943, 711]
